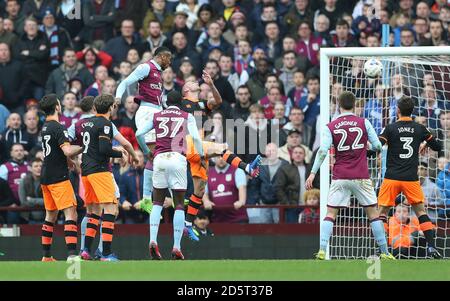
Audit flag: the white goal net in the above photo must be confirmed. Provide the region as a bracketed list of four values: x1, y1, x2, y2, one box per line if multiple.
[320, 47, 450, 259]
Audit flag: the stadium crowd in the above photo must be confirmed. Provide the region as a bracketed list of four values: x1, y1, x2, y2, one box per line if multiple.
[0, 0, 449, 225]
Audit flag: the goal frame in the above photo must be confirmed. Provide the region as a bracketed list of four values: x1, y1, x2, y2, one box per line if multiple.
[319, 46, 450, 260]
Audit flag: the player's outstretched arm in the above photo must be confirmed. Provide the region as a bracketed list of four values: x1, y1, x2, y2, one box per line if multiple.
[203, 70, 223, 110]
[423, 133, 442, 152]
[365, 119, 382, 152]
[115, 63, 151, 101]
[187, 114, 204, 157]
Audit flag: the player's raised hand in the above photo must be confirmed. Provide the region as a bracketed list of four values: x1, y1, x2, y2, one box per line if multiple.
[202, 70, 213, 85]
[305, 173, 316, 190]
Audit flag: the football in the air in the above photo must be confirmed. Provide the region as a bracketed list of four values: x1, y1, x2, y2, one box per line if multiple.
[364, 58, 383, 78]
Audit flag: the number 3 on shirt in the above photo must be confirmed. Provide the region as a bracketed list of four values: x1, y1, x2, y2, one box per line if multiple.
[400, 137, 413, 159]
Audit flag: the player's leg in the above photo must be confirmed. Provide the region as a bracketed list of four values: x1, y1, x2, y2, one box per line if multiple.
[411, 203, 442, 258]
[80, 176, 101, 259]
[41, 210, 58, 261]
[140, 145, 156, 214]
[186, 176, 205, 225]
[377, 179, 401, 232]
[353, 179, 394, 259]
[41, 184, 58, 261]
[316, 180, 352, 259]
[48, 180, 79, 260]
[169, 153, 188, 260]
[208, 142, 262, 177]
[62, 205, 78, 259]
[148, 153, 168, 259]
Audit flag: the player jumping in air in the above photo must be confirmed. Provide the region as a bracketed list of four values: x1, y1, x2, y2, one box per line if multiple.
[115, 46, 173, 215]
[378, 96, 442, 259]
[39, 94, 84, 261]
[305, 91, 395, 260]
[139, 90, 204, 260]
[177, 71, 262, 240]
[79, 95, 127, 261]
[68, 96, 139, 260]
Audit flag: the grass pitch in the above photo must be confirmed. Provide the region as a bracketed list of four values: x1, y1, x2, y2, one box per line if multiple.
[0, 260, 449, 281]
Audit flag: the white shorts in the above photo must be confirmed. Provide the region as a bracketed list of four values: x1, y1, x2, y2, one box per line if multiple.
[328, 179, 377, 208]
[153, 152, 187, 191]
[135, 104, 162, 143]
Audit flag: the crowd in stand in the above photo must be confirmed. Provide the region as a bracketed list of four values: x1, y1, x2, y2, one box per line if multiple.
[0, 0, 449, 225]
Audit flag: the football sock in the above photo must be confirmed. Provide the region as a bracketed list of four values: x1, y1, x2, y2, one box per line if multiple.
[320, 217, 335, 252]
[222, 150, 247, 171]
[173, 206, 185, 250]
[80, 215, 88, 250]
[143, 168, 153, 199]
[64, 220, 78, 256]
[41, 221, 54, 258]
[150, 203, 163, 244]
[185, 194, 203, 225]
[418, 214, 436, 248]
[379, 215, 388, 233]
[101, 213, 116, 257]
[97, 224, 103, 253]
[370, 218, 389, 254]
[85, 213, 100, 252]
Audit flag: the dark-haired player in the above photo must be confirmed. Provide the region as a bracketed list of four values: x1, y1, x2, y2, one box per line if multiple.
[378, 96, 443, 259]
[39, 94, 84, 262]
[115, 46, 173, 217]
[306, 91, 394, 260]
[68, 96, 139, 260]
[79, 94, 126, 262]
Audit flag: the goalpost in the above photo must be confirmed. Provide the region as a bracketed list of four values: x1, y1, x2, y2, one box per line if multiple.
[320, 46, 450, 259]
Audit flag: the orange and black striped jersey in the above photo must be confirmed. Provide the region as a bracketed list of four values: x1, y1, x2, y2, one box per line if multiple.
[379, 117, 442, 181]
[41, 119, 71, 185]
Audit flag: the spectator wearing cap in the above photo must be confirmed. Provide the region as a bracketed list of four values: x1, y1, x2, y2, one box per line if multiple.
[76, 46, 113, 76]
[284, 0, 313, 36]
[5, 0, 26, 36]
[197, 21, 232, 65]
[175, 56, 196, 86]
[255, 22, 283, 62]
[297, 75, 320, 126]
[170, 31, 201, 76]
[81, 0, 116, 46]
[139, 20, 167, 54]
[193, 208, 214, 236]
[13, 17, 50, 101]
[166, 10, 197, 45]
[278, 128, 312, 165]
[274, 145, 311, 222]
[175, 0, 200, 29]
[39, 7, 72, 69]
[295, 21, 326, 66]
[22, 0, 57, 19]
[103, 19, 141, 72]
[0, 42, 26, 112]
[0, 17, 18, 47]
[142, 0, 175, 36]
[45, 48, 94, 99]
